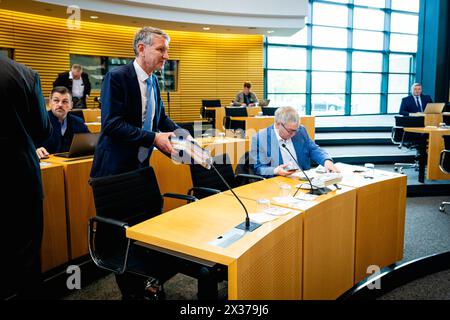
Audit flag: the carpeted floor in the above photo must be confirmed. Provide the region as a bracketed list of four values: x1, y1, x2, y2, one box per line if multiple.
[63, 195, 450, 300]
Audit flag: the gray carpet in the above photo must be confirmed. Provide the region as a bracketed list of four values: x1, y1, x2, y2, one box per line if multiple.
[63, 196, 450, 300]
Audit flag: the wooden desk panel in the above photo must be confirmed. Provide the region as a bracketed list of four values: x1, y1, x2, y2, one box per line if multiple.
[40, 162, 69, 272]
[46, 156, 95, 259]
[225, 177, 356, 299]
[86, 122, 101, 133]
[405, 127, 450, 180]
[127, 193, 303, 299]
[82, 108, 101, 122]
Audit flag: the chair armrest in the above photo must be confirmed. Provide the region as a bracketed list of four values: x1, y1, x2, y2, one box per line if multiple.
[235, 173, 265, 181]
[88, 216, 130, 275]
[162, 193, 198, 203]
[188, 186, 221, 196]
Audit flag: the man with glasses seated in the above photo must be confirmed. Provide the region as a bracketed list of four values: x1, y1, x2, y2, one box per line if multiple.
[35, 86, 89, 159]
[250, 106, 338, 177]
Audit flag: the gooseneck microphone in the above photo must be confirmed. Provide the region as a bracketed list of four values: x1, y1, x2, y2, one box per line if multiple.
[210, 162, 261, 232]
[281, 143, 320, 196]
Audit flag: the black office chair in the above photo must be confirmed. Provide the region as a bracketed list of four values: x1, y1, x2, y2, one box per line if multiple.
[88, 166, 204, 299]
[235, 151, 265, 185]
[438, 135, 450, 213]
[261, 107, 278, 116]
[443, 114, 450, 126]
[200, 99, 221, 128]
[188, 153, 263, 199]
[391, 115, 427, 176]
[70, 109, 85, 121]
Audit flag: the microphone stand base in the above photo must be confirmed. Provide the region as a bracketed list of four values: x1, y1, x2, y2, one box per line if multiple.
[235, 221, 261, 232]
[309, 187, 332, 195]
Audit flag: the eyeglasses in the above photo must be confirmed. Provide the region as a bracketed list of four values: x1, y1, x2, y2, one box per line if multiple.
[281, 123, 298, 135]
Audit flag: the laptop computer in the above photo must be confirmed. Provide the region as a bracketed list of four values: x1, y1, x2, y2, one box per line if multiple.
[424, 102, 445, 114]
[54, 132, 100, 158]
[258, 99, 270, 107]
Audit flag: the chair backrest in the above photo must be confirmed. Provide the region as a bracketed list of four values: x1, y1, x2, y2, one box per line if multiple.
[235, 151, 260, 185]
[190, 153, 236, 197]
[90, 166, 163, 225]
[70, 109, 85, 121]
[440, 136, 450, 174]
[395, 115, 425, 128]
[261, 107, 278, 116]
[225, 107, 248, 117]
[443, 115, 450, 126]
[202, 99, 221, 108]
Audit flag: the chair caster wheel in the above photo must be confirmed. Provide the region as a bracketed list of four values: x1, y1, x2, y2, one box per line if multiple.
[439, 206, 445, 212]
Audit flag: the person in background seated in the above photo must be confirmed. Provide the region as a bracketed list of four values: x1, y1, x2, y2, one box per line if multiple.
[250, 106, 338, 177]
[53, 64, 91, 109]
[234, 81, 259, 106]
[36, 86, 89, 159]
[399, 83, 433, 116]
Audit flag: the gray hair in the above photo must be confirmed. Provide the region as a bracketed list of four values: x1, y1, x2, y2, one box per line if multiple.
[133, 27, 170, 57]
[274, 106, 299, 124]
[411, 82, 422, 92]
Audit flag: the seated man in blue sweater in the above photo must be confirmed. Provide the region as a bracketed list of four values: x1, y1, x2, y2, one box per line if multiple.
[36, 86, 89, 159]
[250, 106, 338, 177]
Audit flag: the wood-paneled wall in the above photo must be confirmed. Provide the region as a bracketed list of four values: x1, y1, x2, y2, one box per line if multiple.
[0, 9, 263, 122]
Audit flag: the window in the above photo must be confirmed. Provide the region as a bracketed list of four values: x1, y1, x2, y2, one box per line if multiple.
[265, 0, 419, 116]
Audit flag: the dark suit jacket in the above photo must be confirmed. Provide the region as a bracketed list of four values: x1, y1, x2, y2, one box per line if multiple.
[91, 62, 178, 178]
[53, 71, 91, 99]
[0, 56, 52, 298]
[41, 111, 89, 154]
[250, 125, 331, 177]
[399, 94, 433, 116]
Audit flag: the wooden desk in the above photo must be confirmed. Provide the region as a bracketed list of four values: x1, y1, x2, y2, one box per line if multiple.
[86, 122, 101, 133]
[225, 177, 356, 299]
[46, 155, 95, 259]
[404, 127, 450, 180]
[40, 162, 69, 272]
[151, 137, 249, 211]
[334, 163, 407, 283]
[230, 116, 315, 141]
[409, 113, 450, 126]
[82, 108, 101, 122]
[127, 193, 303, 299]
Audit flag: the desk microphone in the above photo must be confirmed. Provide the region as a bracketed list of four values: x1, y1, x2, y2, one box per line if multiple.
[209, 162, 261, 232]
[281, 143, 324, 196]
[174, 139, 261, 232]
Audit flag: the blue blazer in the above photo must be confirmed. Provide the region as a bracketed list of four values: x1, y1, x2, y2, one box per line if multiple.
[250, 125, 331, 177]
[91, 62, 178, 178]
[41, 111, 89, 153]
[399, 94, 433, 116]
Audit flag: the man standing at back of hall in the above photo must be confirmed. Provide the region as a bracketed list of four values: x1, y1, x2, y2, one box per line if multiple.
[53, 64, 91, 109]
[399, 83, 433, 116]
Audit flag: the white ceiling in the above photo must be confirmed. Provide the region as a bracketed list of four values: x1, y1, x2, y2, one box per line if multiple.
[0, 0, 307, 36]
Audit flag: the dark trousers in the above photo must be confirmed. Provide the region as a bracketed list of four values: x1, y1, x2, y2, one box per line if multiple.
[72, 97, 87, 109]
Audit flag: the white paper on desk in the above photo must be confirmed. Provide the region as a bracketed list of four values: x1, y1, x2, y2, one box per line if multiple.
[293, 193, 318, 201]
[249, 213, 279, 224]
[290, 169, 317, 180]
[272, 196, 299, 204]
[263, 207, 291, 216]
[39, 161, 51, 167]
[289, 199, 317, 210]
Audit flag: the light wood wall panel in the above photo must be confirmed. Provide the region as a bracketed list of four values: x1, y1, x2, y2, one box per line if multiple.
[0, 9, 263, 123]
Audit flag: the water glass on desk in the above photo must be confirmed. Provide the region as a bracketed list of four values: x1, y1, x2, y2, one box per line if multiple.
[256, 198, 270, 213]
[279, 184, 292, 197]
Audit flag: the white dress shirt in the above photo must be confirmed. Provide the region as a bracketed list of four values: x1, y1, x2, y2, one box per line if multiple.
[274, 128, 298, 174]
[69, 71, 84, 98]
[133, 60, 155, 127]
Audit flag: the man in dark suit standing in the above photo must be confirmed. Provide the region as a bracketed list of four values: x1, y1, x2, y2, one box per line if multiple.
[0, 56, 52, 299]
[53, 64, 91, 109]
[91, 27, 217, 300]
[399, 83, 433, 116]
[35, 86, 89, 159]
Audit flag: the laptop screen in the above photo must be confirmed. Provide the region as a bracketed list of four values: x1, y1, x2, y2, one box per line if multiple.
[67, 133, 100, 157]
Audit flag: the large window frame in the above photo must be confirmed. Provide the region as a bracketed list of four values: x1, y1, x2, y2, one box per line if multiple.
[265, 0, 419, 116]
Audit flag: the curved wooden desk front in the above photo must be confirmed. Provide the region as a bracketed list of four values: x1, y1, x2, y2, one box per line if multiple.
[127, 167, 406, 299]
